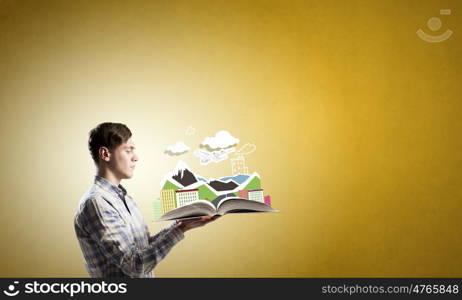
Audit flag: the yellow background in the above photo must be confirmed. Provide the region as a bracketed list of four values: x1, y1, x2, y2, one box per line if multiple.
[0, 0, 461, 277]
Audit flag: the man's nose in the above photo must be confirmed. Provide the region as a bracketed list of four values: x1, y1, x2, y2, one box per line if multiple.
[133, 153, 139, 162]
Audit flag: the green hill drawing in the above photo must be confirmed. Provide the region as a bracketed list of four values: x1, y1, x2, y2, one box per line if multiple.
[242, 176, 261, 190]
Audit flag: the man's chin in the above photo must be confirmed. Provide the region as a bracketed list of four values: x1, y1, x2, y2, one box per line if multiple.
[122, 172, 134, 179]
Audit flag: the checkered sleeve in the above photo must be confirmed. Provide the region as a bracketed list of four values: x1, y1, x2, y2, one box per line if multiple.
[148, 222, 184, 245]
[83, 197, 184, 277]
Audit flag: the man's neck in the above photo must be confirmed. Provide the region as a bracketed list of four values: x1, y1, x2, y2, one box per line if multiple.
[97, 168, 121, 186]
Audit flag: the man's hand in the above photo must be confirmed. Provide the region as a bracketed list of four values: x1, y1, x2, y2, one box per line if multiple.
[176, 215, 220, 233]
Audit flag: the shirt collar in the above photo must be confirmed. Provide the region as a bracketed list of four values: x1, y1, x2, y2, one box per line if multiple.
[94, 175, 128, 200]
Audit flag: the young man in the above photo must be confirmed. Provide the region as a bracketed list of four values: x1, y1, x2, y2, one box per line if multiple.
[74, 122, 217, 278]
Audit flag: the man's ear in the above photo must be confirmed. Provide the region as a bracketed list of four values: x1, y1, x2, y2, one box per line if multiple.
[99, 147, 111, 162]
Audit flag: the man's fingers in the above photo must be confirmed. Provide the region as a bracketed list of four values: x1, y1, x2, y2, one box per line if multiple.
[201, 215, 221, 221]
[180, 216, 220, 230]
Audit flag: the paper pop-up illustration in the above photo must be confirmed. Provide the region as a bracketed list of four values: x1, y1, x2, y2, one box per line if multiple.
[153, 161, 277, 221]
[152, 129, 277, 221]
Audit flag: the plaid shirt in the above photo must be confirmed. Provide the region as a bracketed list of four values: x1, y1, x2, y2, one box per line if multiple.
[74, 176, 184, 278]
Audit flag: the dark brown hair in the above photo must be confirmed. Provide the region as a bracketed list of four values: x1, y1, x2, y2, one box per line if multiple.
[88, 122, 132, 164]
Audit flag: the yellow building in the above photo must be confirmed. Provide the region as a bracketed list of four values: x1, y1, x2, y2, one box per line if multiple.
[160, 189, 176, 214]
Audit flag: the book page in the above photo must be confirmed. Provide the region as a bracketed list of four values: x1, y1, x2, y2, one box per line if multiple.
[158, 200, 216, 221]
[216, 198, 278, 215]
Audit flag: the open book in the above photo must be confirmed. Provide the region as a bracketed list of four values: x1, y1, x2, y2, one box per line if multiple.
[158, 196, 278, 221]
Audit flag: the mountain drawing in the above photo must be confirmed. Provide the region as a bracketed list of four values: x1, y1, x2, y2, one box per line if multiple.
[160, 160, 261, 201]
[208, 180, 239, 192]
[172, 167, 197, 187]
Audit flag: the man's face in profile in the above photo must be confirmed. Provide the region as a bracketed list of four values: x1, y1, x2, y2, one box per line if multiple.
[107, 138, 139, 180]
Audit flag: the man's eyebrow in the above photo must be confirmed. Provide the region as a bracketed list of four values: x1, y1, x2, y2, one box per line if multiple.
[125, 145, 136, 150]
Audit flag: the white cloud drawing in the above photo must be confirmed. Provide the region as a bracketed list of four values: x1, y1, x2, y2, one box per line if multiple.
[201, 130, 239, 150]
[165, 141, 190, 155]
[185, 126, 196, 136]
[235, 143, 256, 156]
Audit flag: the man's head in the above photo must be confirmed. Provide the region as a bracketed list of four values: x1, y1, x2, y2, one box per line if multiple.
[88, 122, 138, 180]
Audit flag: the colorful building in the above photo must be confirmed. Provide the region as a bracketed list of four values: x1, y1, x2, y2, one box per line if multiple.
[152, 198, 162, 220]
[248, 189, 264, 203]
[176, 189, 199, 208]
[160, 189, 176, 214]
[238, 190, 249, 199]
